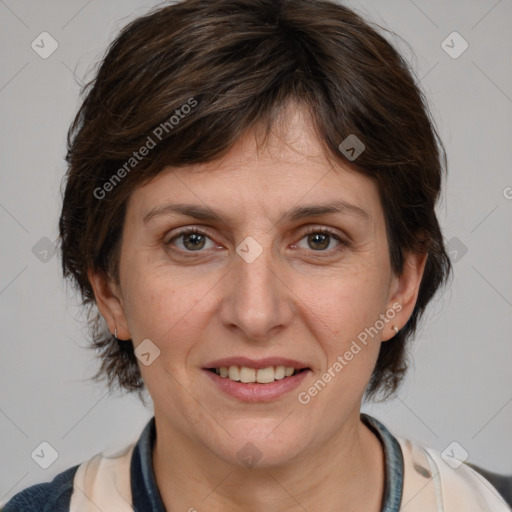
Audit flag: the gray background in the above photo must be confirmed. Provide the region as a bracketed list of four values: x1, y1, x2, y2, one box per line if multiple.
[1, 0, 511, 504]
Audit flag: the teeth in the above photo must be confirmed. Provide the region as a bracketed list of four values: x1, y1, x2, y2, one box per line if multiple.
[240, 367, 256, 383]
[216, 365, 300, 383]
[274, 366, 285, 380]
[228, 365, 240, 381]
[256, 367, 275, 384]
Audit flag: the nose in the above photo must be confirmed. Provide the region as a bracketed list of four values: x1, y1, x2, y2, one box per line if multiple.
[220, 241, 295, 341]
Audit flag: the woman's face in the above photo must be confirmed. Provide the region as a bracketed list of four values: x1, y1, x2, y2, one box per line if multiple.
[96, 106, 422, 468]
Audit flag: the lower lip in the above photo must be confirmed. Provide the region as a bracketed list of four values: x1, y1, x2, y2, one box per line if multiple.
[203, 369, 311, 402]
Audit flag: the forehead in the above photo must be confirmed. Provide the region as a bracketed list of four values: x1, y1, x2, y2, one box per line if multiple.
[126, 105, 382, 226]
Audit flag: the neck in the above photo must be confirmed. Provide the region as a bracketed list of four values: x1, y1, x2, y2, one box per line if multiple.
[152, 412, 385, 512]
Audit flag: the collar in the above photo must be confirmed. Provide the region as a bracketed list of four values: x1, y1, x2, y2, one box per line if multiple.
[130, 414, 404, 511]
[361, 413, 404, 511]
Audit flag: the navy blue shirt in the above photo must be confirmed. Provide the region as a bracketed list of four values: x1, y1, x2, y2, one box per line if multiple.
[3, 413, 404, 511]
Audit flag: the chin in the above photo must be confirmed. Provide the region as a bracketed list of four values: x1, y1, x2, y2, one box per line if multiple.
[212, 420, 310, 469]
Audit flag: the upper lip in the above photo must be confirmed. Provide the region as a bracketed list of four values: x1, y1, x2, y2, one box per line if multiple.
[203, 357, 310, 370]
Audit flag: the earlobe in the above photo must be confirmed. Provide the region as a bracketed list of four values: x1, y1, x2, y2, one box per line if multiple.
[383, 251, 428, 341]
[87, 269, 131, 340]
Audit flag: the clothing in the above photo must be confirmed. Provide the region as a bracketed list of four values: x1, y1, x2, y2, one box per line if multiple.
[3, 414, 510, 511]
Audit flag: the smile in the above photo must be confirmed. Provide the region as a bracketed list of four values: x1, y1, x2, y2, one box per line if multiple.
[203, 357, 312, 402]
[208, 365, 307, 383]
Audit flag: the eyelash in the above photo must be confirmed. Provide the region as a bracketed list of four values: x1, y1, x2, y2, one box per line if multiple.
[297, 227, 347, 253]
[166, 226, 348, 257]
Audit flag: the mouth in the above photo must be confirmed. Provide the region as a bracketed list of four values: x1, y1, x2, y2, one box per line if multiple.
[202, 357, 311, 402]
[205, 365, 309, 384]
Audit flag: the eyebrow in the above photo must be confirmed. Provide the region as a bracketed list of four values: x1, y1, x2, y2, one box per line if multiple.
[143, 199, 370, 225]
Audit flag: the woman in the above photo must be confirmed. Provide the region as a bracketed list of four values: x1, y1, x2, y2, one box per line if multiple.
[4, 0, 510, 510]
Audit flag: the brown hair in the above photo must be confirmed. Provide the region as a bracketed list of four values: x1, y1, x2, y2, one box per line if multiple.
[59, 0, 451, 400]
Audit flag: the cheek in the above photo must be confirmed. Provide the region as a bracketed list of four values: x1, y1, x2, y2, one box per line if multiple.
[294, 262, 390, 341]
[120, 266, 217, 348]
[291, 263, 390, 398]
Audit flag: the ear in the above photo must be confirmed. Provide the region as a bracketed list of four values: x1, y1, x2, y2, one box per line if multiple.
[88, 269, 131, 340]
[382, 251, 428, 341]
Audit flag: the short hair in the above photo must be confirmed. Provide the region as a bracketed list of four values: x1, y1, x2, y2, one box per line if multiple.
[59, 0, 452, 400]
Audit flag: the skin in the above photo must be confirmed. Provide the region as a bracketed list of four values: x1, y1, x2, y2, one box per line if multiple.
[90, 104, 427, 512]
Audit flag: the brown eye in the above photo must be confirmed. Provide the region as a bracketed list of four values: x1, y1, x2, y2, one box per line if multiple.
[306, 232, 331, 251]
[167, 228, 214, 252]
[295, 229, 344, 252]
[182, 232, 206, 251]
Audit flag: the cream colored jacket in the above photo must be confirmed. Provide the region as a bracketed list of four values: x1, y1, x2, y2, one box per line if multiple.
[69, 435, 511, 511]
